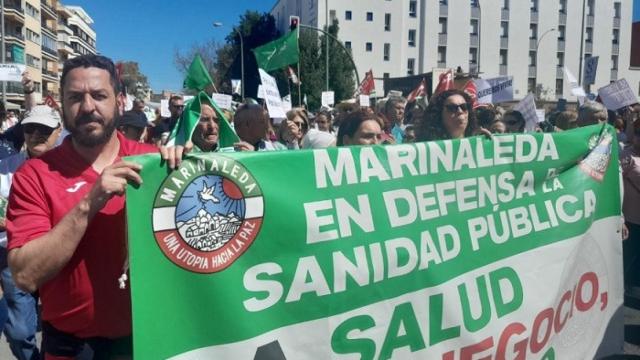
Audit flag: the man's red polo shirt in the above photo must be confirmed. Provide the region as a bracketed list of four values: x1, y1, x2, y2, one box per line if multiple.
[7, 131, 157, 338]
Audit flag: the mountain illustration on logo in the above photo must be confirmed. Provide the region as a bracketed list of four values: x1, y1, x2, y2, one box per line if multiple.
[579, 131, 613, 182]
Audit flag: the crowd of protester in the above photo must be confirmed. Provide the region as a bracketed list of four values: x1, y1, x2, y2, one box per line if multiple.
[0, 53, 637, 358]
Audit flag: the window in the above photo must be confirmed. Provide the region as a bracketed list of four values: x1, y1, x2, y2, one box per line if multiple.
[556, 79, 563, 95]
[407, 58, 415, 75]
[613, 29, 619, 44]
[530, 0, 538, 11]
[440, 0, 447, 5]
[25, 3, 39, 18]
[409, 0, 417, 17]
[330, 10, 336, 21]
[471, 0, 479, 7]
[26, 29, 40, 44]
[26, 54, 41, 69]
[558, 25, 566, 41]
[366, 12, 373, 21]
[385, 13, 391, 31]
[557, 52, 564, 67]
[408, 30, 416, 47]
[501, 21, 508, 37]
[586, 27, 593, 43]
[502, 0, 509, 10]
[612, 55, 618, 70]
[559, 0, 567, 13]
[439, 18, 447, 34]
[384, 43, 390, 61]
[530, 24, 537, 39]
[383, 73, 389, 78]
[345, 41, 351, 49]
[500, 49, 508, 65]
[469, 48, 478, 64]
[529, 51, 537, 66]
[470, 19, 478, 35]
[587, 0, 595, 16]
[528, 78, 537, 93]
[345, 11, 352, 20]
[366, 42, 372, 52]
[42, 34, 57, 52]
[438, 47, 446, 63]
[614, 2, 621, 18]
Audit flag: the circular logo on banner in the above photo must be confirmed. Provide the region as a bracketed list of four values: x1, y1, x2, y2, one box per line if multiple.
[152, 156, 264, 273]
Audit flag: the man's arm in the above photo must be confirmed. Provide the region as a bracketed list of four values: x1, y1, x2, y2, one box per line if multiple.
[8, 161, 142, 293]
[22, 71, 36, 111]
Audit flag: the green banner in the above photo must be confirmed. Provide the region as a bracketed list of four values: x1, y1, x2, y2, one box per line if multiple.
[127, 125, 623, 359]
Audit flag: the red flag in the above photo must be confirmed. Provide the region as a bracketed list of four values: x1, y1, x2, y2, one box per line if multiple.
[407, 78, 427, 103]
[356, 69, 375, 96]
[44, 95, 59, 110]
[462, 80, 479, 109]
[432, 69, 454, 98]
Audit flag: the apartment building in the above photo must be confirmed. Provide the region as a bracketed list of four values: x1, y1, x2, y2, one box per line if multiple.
[271, 0, 640, 101]
[0, 1, 96, 108]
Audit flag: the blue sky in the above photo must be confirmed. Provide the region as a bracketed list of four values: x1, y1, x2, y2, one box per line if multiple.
[71, 0, 272, 93]
[635, 0, 640, 21]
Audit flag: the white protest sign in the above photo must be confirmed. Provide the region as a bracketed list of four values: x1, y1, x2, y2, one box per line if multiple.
[211, 93, 232, 110]
[536, 109, 546, 123]
[0, 63, 25, 82]
[598, 79, 637, 110]
[125, 94, 134, 111]
[257, 85, 266, 99]
[514, 94, 539, 132]
[321, 91, 335, 107]
[583, 56, 599, 85]
[160, 99, 170, 117]
[258, 68, 287, 119]
[474, 76, 514, 104]
[564, 67, 586, 97]
[183, 95, 194, 103]
[231, 79, 241, 95]
[282, 95, 292, 112]
[358, 94, 370, 106]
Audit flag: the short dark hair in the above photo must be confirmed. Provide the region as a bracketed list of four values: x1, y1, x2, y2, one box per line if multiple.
[169, 95, 184, 106]
[337, 110, 383, 146]
[60, 55, 119, 95]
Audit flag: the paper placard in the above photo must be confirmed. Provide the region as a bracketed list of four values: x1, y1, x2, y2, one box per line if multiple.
[536, 109, 546, 123]
[258, 69, 287, 119]
[358, 94, 370, 106]
[211, 93, 232, 110]
[514, 94, 539, 132]
[598, 79, 637, 111]
[564, 67, 586, 98]
[474, 76, 514, 104]
[321, 91, 335, 107]
[160, 99, 170, 117]
[0, 63, 25, 82]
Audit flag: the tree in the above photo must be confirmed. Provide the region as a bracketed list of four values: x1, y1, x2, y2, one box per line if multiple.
[118, 61, 150, 99]
[292, 30, 323, 110]
[319, 19, 355, 105]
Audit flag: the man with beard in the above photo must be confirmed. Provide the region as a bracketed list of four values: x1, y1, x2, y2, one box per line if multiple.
[5, 54, 183, 359]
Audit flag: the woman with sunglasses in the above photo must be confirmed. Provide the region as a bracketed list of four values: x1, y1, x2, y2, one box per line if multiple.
[279, 108, 310, 149]
[416, 89, 479, 141]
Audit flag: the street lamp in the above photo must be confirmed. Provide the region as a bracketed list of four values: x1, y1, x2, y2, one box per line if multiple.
[536, 28, 556, 53]
[214, 22, 244, 100]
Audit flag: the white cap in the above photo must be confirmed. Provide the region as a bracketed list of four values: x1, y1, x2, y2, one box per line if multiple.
[21, 105, 61, 128]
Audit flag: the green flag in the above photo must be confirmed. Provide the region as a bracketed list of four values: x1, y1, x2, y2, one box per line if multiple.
[252, 28, 299, 72]
[166, 91, 239, 149]
[183, 54, 214, 91]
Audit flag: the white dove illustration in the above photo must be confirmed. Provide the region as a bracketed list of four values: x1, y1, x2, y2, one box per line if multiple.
[199, 182, 220, 204]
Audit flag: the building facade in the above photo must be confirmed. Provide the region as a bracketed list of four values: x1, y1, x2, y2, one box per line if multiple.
[0, 1, 95, 108]
[271, 0, 640, 102]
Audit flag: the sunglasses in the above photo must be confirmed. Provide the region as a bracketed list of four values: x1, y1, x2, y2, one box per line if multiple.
[444, 103, 469, 113]
[23, 124, 57, 135]
[170, 104, 185, 109]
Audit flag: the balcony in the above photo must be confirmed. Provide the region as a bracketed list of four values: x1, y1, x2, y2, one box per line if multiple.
[470, 34, 478, 47]
[2, 32, 25, 46]
[612, 43, 619, 54]
[6, 83, 24, 94]
[499, 65, 507, 75]
[587, 15, 594, 27]
[610, 69, 618, 81]
[42, 68, 58, 80]
[501, 9, 509, 21]
[530, 10, 538, 23]
[439, 4, 448, 16]
[438, 33, 447, 46]
[528, 65, 537, 77]
[529, 38, 537, 50]
[41, 46, 58, 59]
[500, 36, 508, 48]
[3, 2, 24, 22]
[557, 39, 565, 51]
[41, 24, 56, 38]
[558, 13, 566, 25]
[437, 61, 446, 68]
[470, 6, 480, 19]
[557, 66, 563, 79]
[585, 41, 593, 53]
[613, 17, 620, 28]
[41, 2, 57, 19]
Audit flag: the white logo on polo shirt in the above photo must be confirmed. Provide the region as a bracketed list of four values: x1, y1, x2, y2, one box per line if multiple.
[66, 181, 87, 193]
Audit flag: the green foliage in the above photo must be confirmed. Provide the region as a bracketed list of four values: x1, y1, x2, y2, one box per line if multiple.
[118, 61, 150, 98]
[320, 20, 356, 105]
